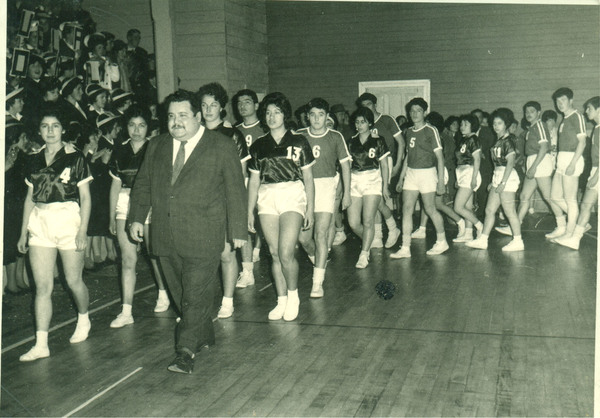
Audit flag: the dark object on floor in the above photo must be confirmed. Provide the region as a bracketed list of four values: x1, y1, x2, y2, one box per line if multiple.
[375, 280, 396, 300]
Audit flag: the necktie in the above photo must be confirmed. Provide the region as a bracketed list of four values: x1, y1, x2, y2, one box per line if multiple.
[171, 140, 188, 185]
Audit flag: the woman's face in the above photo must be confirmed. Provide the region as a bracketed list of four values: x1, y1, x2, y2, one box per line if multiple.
[201, 95, 222, 125]
[39, 116, 64, 144]
[12, 97, 25, 114]
[265, 104, 285, 131]
[94, 92, 108, 109]
[93, 43, 106, 57]
[493, 117, 507, 136]
[128, 116, 148, 141]
[44, 88, 60, 102]
[450, 120, 459, 133]
[460, 120, 472, 136]
[28, 61, 44, 81]
[355, 116, 371, 134]
[71, 84, 84, 102]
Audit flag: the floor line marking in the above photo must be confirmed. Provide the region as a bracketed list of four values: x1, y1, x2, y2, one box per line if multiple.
[2, 284, 155, 354]
[259, 283, 272, 292]
[62, 367, 143, 418]
[1, 385, 35, 416]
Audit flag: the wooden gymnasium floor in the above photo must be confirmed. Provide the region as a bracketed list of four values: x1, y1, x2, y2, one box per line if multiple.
[1, 212, 596, 417]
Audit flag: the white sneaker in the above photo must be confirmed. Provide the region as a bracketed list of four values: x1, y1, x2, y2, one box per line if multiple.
[390, 246, 411, 259]
[217, 304, 234, 319]
[371, 237, 384, 248]
[502, 239, 524, 252]
[332, 230, 347, 246]
[19, 345, 50, 362]
[70, 320, 91, 343]
[555, 235, 580, 250]
[235, 270, 255, 288]
[268, 301, 287, 320]
[310, 278, 324, 298]
[411, 228, 426, 239]
[494, 225, 513, 236]
[110, 313, 134, 328]
[453, 232, 473, 243]
[545, 226, 566, 240]
[355, 253, 369, 268]
[283, 297, 300, 321]
[385, 228, 401, 248]
[466, 237, 488, 250]
[154, 295, 170, 313]
[426, 240, 449, 255]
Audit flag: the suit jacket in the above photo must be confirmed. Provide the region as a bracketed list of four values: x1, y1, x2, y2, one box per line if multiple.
[128, 129, 247, 259]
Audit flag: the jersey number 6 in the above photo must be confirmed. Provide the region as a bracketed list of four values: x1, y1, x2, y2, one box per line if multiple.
[312, 145, 321, 158]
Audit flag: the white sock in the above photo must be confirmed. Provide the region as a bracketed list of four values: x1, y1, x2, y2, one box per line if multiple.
[78, 312, 90, 324]
[277, 295, 288, 306]
[385, 217, 398, 231]
[336, 227, 344, 232]
[513, 235, 523, 242]
[360, 250, 370, 258]
[313, 267, 325, 282]
[252, 248, 260, 258]
[436, 232, 446, 242]
[374, 223, 383, 238]
[242, 262, 253, 273]
[36, 330, 49, 348]
[574, 224, 585, 238]
[556, 216, 567, 228]
[158, 289, 168, 298]
[480, 233, 489, 241]
[122, 304, 132, 316]
[287, 289, 299, 302]
[464, 228, 473, 236]
[221, 296, 233, 307]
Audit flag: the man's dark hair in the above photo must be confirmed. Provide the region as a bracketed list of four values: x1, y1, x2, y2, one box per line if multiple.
[407, 97, 429, 112]
[552, 87, 574, 101]
[164, 89, 201, 115]
[307, 97, 329, 114]
[523, 101, 541, 112]
[542, 110, 558, 123]
[356, 92, 377, 107]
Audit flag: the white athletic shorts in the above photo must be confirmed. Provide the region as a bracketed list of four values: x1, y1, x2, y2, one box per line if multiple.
[258, 180, 306, 217]
[587, 167, 599, 191]
[555, 151, 584, 177]
[28, 201, 81, 250]
[526, 154, 554, 178]
[116, 188, 151, 224]
[456, 165, 482, 191]
[491, 166, 520, 193]
[351, 169, 382, 198]
[403, 167, 438, 194]
[314, 174, 340, 213]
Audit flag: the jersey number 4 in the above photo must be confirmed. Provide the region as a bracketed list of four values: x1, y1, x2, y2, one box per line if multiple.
[286, 146, 301, 161]
[59, 168, 72, 184]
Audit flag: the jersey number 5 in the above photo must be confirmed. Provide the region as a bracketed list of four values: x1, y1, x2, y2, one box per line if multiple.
[59, 167, 72, 184]
[409, 137, 416, 148]
[286, 146, 301, 161]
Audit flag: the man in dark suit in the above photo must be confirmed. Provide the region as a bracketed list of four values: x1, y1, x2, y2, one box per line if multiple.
[128, 89, 247, 374]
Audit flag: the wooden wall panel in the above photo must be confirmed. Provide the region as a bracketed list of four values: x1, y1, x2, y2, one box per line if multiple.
[225, 0, 269, 96]
[88, 0, 154, 52]
[266, 2, 600, 119]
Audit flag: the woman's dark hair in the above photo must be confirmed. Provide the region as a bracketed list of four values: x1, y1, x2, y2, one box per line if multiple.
[351, 106, 375, 127]
[197, 82, 228, 119]
[258, 92, 293, 130]
[458, 114, 480, 134]
[38, 105, 66, 128]
[425, 111, 444, 132]
[76, 124, 100, 149]
[542, 110, 558, 123]
[123, 103, 151, 127]
[444, 115, 459, 130]
[490, 108, 515, 128]
[6, 123, 27, 149]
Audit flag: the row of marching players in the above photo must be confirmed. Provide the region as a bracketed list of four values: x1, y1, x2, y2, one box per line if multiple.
[7, 82, 599, 365]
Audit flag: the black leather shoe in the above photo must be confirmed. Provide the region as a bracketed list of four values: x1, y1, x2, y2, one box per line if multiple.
[167, 350, 194, 374]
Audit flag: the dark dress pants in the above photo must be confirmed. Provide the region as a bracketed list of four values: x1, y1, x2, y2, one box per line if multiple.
[160, 247, 220, 353]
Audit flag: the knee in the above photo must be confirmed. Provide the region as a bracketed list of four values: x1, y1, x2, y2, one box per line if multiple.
[35, 282, 53, 298]
[220, 249, 235, 264]
[278, 247, 295, 265]
[484, 205, 497, 218]
[314, 228, 328, 244]
[121, 254, 137, 270]
[348, 217, 361, 232]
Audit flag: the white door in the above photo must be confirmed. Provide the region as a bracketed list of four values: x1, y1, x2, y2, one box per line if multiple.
[358, 80, 430, 119]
